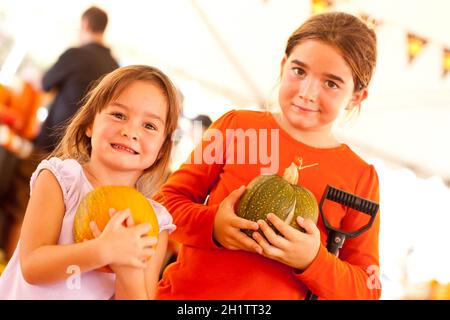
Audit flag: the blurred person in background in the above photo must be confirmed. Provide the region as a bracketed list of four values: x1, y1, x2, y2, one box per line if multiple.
[34, 5, 119, 154]
[192, 114, 212, 134]
[0, 6, 119, 264]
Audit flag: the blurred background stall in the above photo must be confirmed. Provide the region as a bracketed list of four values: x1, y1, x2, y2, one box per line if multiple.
[0, 0, 449, 299]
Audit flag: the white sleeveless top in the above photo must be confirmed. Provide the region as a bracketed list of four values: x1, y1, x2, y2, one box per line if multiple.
[0, 157, 176, 300]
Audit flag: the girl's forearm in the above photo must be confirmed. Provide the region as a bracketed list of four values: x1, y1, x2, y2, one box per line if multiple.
[144, 231, 169, 299]
[20, 238, 108, 285]
[114, 270, 147, 300]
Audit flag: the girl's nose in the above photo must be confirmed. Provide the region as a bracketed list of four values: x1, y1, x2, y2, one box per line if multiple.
[121, 127, 138, 141]
[299, 78, 318, 103]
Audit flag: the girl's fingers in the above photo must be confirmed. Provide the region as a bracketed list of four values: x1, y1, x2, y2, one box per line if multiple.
[133, 222, 152, 236]
[89, 221, 102, 238]
[234, 231, 262, 254]
[141, 236, 158, 248]
[257, 218, 288, 249]
[132, 259, 148, 269]
[296, 217, 319, 236]
[125, 214, 135, 228]
[108, 208, 116, 218]
[109, 207, 135, 228]
[140, 248, 155, 259]
[252, 231, 283, 258]
[266, 213, 296, 240]
[109, 209, 131, 227]
[231, 216, 259, 231]
[252, 231, 269, 248]
[224, 185, 246, 209]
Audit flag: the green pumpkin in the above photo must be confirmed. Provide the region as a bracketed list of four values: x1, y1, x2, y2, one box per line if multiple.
[237, 161, 319, 236]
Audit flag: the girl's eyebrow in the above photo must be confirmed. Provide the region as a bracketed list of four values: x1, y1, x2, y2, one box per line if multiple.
[291, 59, 346, 84]
[110, 102, 165, 124]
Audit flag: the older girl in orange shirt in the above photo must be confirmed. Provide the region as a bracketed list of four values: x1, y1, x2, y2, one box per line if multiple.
[155, 12, 380, 299]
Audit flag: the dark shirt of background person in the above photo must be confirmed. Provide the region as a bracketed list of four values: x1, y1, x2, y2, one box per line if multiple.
[35, 6, 119, 153]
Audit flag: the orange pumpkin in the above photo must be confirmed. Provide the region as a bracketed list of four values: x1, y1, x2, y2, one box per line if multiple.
[73, 185, 159, 272]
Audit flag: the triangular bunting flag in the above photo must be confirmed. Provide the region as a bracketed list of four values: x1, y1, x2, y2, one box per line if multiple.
[311, 0, 333, 15]
[443, 48, 450, 78]
[407, 33, 428, 64]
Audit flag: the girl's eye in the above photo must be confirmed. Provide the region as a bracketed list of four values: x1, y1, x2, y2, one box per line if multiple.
[292, 67, 305, 76]
[325, 80, 339, 89]
[111, 112, 125, 120]
[144, 123, 157, 131]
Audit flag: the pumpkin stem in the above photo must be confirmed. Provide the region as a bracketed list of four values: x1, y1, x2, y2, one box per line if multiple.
[283, 162, 299, 184]
[283, 158, 319, 184]
[296, 157, 319, 171]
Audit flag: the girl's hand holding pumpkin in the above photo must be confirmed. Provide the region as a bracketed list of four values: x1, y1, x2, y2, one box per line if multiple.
[213, 186, 262, 254]
[252, 213, 320, 270]
[91, 211, 151, 299]
[89, 208, 157, 269]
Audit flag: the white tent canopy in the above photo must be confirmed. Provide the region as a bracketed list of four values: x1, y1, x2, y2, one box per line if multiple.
[1, 0, 449, 181]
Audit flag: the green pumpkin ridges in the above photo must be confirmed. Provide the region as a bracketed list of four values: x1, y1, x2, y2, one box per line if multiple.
[243, 176, 295, 236]
[246, 176, 293, 221]
[237, 175, 275, 221]
[290, 185, 319, 232]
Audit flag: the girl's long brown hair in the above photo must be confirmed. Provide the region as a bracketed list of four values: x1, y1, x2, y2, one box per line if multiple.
[50, 65, 181, 196]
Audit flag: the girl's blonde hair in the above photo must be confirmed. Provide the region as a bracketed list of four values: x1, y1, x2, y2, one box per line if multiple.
[50, 65, 181, 196]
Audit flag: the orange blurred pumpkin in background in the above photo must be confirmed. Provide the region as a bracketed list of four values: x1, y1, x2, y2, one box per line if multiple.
[73, 185, 159, 272]
[0, 81, 42, 139]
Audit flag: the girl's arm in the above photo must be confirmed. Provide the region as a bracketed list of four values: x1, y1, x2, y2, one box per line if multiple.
[144, 230, 169, 299]
[20, 169, 153, 285]
[113, 266, 147, 300]
[153, 110, 258, 252]
[297, 166, 381, 299]
[113, 230, 168, 300]
[20, 169, 106, 284]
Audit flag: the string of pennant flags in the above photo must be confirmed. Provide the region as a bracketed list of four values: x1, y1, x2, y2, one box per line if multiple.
[311, 0, 450, 78]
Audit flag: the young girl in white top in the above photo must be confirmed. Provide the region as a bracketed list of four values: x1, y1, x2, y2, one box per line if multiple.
[0, 65, 181, 299]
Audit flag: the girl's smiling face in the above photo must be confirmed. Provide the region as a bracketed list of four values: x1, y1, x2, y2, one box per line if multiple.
[87, 80, 168, 175]
[278, 39, 367, 135]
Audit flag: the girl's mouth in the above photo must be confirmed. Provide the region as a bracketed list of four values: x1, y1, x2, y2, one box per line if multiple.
[111, 143, 139, 155]
[292, 103, 319, 113]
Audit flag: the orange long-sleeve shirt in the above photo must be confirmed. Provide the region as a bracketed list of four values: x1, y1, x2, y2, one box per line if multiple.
[154, 110, 381, 300]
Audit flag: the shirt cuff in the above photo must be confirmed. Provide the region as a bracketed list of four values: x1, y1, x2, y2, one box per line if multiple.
[204, 204, 222, 249]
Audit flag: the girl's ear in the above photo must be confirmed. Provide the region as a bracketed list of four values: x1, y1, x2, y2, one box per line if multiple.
[347, 88, 368, 110]
[86, 126, 92, 138]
